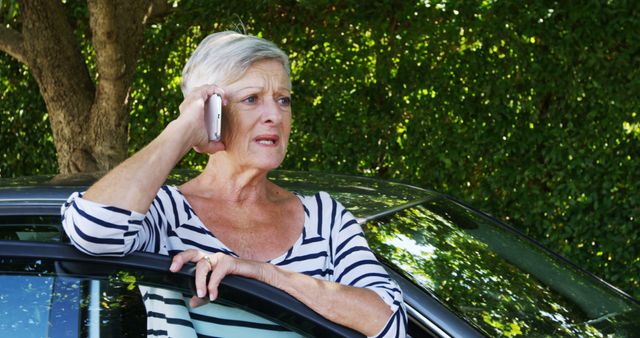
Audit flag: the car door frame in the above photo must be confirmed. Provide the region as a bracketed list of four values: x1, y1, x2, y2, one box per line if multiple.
[0, 239, 364, 338]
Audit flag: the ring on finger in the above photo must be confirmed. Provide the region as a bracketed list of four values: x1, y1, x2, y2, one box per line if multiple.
[202, 255, 212, 267]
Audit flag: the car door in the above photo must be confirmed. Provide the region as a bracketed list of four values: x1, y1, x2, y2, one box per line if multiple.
[0, 240, 363, 338]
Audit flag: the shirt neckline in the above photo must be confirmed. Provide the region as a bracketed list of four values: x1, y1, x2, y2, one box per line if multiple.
[172, 185, 309, 264]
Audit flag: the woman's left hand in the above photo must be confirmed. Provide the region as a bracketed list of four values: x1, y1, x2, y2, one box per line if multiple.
[169, 249, 242, 308]
[169, 248, 393, 336]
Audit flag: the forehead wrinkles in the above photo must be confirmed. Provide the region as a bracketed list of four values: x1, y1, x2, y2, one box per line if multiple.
[230, 62, 290, 94]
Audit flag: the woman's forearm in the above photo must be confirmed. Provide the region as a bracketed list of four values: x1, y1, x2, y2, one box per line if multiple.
[83, 119, 194, 213]
[249, 262, 393, 336]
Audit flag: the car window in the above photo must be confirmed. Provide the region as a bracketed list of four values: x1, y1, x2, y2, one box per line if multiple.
[0, 254, 356, 337]
[364, 198, 640, 337]
[0, 274, 145, 337]
[0, 275, 301, 337]
[0, 215, 64, 242]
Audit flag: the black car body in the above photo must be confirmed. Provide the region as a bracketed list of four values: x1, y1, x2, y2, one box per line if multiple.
[1, 170, 638, 337]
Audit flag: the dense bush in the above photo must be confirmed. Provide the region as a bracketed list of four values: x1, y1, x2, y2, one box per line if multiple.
[1, 0, 638, 299]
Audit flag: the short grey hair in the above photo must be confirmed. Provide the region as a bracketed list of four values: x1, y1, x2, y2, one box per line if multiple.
[180, 31, 290, 96]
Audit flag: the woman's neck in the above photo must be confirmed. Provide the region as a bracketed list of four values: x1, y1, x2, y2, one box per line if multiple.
[180, 154, 274, 204]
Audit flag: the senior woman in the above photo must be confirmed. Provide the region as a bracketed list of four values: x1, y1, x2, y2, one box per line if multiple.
[61, 31, 405, 337]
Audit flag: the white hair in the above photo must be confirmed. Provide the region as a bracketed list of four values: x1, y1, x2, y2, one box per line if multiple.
[180, 31, 290, 96]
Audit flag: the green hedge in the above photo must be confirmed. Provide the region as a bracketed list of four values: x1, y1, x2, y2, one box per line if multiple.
[1, 0, 638, 299]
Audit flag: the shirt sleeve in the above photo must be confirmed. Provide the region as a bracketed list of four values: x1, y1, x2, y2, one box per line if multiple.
[60, 186, 181, 256]
[326, 192, 407, 338]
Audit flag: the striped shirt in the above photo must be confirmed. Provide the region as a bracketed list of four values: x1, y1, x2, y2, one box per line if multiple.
[61, 186, 406, 337]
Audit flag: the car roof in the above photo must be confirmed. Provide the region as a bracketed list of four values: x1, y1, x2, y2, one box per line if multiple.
[0, 169, 439, 221]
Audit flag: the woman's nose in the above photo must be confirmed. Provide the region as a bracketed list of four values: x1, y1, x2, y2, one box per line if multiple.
[262, 99, 283, 124]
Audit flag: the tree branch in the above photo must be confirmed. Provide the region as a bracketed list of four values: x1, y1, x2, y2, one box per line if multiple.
[89, 0, 149, 82]
[0, 26, 27, 64]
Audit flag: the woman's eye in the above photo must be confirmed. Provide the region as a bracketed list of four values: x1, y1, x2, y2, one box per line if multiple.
[243, 95, 257, 104]
[278, 96, 291, 106]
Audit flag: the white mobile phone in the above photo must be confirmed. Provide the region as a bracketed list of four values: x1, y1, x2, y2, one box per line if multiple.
[205, 93, 222, 141]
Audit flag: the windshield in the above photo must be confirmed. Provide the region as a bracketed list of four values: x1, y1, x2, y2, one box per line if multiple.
[364, 198, 640, 337]
[267, 170, 435, 218]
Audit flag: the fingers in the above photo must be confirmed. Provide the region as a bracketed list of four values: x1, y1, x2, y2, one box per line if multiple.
[194, 254, 214, 299]
[177, 84, 227, 152]
[206, 254, 235, 301]
[180, 84, 224, 110]
[170, 250, 236, 304]
[199, 253, 235, 301]
[193, 140, 226, 154]
[169, 248, 201, 272]
[202, 84, 225, 101]
[183, 85, 226, 114]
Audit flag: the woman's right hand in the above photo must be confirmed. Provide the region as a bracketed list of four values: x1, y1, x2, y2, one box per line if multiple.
[83, 85, 227, 212]
[177, 84, 227, 154]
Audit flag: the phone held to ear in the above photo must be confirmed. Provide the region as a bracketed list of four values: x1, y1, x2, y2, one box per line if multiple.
[205, 93, 222, 141]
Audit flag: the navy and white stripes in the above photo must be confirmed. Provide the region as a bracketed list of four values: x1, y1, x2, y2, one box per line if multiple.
[139, 286, 299, 338]
[61, 186, 406, 337]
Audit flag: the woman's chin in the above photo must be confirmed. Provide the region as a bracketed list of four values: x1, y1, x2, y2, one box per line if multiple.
[242, 156, 284, 172]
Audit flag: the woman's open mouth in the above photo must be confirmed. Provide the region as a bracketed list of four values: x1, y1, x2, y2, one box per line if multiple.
[254, 135, 279, 146]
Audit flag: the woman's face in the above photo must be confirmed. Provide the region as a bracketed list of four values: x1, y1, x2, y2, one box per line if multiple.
[221, 59, 292, 171]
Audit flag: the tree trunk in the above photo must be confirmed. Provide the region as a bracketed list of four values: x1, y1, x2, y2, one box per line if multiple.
[21, 0, 97, 174]
[87, 0, 150, 171]
[12, 0, 152, 175]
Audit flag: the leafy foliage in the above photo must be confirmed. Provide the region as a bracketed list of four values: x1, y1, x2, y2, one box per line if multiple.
[1, 0, 638, 299]
[0, 55, 56, 176]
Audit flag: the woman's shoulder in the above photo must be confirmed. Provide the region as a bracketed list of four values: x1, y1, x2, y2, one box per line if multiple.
[295, 191, 350, 219]
[296, 190, 340, 204]
[156, 185, 185, 200]
[149, 185, 191, 213]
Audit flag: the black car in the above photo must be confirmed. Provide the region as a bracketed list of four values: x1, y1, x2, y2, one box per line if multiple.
[1, 170, 638, 337]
